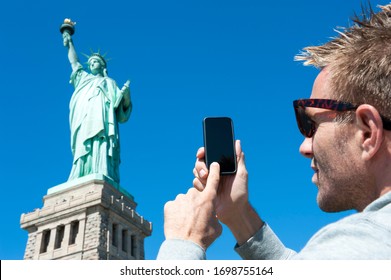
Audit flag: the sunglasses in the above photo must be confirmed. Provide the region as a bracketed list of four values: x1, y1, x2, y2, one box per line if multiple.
[293, 99, 391, 138]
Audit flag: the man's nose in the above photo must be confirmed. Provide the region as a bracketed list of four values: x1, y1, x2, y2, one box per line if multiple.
[299, 137, 313, 159]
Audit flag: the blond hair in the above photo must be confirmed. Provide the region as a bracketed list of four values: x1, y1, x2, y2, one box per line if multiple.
[295, 4, 391, 119]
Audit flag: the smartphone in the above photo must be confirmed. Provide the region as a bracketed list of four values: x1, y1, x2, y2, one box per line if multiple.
[203, 117, 237, 175]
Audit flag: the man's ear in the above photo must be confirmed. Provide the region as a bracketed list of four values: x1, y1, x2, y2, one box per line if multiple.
[355, 104, 384, 161]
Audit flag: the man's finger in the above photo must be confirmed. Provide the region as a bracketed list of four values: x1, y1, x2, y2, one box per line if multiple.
[196, 147, 205, 159]
[203, 162, 220, 198]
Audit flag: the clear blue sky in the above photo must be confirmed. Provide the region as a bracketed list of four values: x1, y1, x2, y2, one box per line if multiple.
[0, 0, 371, 260]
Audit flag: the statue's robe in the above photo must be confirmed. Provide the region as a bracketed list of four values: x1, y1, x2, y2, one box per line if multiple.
[68, 63, 131, 183]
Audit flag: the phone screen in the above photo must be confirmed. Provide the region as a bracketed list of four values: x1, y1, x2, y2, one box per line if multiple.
[203, 117, 237, 175]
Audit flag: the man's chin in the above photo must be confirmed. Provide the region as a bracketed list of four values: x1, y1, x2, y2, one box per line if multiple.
[317, 195, 347, 213]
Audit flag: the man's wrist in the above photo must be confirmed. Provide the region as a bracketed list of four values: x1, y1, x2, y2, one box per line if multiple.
[225, 202, 264, 246]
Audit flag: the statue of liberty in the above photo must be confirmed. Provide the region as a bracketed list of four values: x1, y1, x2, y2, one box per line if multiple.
[60, 19, 132, 183]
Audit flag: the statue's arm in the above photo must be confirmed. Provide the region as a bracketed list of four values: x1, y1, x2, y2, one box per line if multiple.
[63, 32, 80, 73]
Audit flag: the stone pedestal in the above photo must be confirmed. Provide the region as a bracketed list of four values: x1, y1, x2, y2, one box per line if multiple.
[20, 175, 152, 260]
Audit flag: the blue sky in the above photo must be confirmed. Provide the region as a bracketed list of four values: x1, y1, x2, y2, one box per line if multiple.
[0, 0, 371, 260]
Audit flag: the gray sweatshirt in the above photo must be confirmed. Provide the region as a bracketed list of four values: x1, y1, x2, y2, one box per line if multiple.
[157, 192, 391, 260]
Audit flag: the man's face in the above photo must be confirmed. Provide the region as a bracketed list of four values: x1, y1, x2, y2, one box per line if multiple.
[299, 68, 369, 212]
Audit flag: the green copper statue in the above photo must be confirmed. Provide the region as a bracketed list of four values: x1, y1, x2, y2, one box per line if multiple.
[61, 19, 132, 183]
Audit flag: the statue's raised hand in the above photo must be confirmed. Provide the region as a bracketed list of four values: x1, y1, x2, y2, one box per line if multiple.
[63, 32, 72, 47]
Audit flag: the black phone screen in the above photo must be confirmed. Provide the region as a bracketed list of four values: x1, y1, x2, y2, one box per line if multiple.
[203, 117, 237, 175]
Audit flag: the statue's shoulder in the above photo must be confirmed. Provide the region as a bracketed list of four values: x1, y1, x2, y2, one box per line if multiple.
[70, 64, 88, 85]
[71, 62, 85, 75]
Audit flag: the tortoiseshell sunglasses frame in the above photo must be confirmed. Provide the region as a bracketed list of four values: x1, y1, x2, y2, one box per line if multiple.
[293, 98, 391, 138]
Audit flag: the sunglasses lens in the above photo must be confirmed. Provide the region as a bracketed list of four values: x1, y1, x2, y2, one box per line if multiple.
[295, 106, 314, 137]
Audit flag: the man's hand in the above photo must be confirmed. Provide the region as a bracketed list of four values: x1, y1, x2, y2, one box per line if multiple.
[193, 140, 264, 245]
[163, 162, 223, 250]
[193, 140, 249, 223]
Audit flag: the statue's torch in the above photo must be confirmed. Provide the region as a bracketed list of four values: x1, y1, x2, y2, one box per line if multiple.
[60, 18, 76, 46]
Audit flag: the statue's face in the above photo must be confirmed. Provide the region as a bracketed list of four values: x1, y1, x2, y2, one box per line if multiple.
[89, 58, 104, 75]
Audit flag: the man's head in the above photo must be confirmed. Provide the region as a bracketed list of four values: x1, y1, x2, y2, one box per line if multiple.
[296, 4, 391, 120]
[295, 4, 391, 212]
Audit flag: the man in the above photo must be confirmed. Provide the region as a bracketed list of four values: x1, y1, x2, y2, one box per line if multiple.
[63, 30, 132, 183]
[157, 4, 391, 259]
